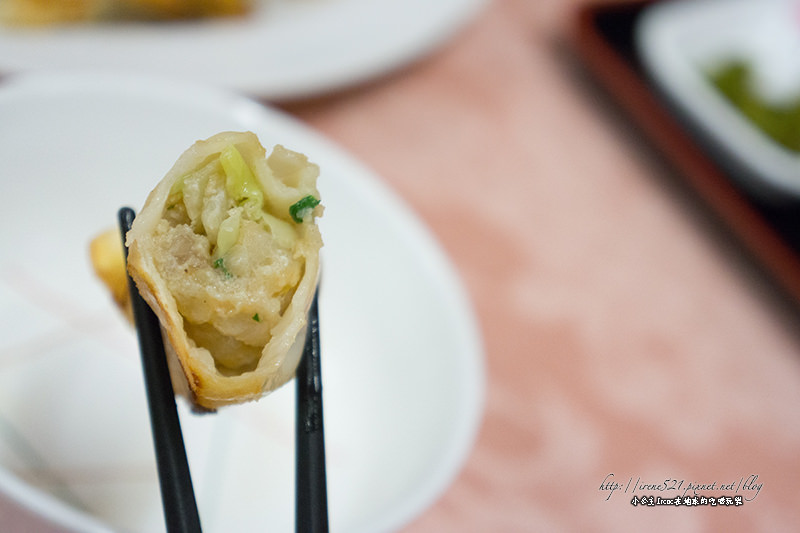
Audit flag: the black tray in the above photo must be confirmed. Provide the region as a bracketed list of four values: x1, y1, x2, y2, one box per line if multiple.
[572, 0, 800, 307]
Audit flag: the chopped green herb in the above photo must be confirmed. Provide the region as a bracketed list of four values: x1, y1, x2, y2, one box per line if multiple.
[252, 313, 261, 322]
[289, 195, 320, 223]
[213, 257, 233, 279]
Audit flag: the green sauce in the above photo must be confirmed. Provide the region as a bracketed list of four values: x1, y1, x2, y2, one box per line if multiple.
[708, 61, 800, 153]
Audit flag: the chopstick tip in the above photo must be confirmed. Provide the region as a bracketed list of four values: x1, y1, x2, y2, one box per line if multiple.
[118, 206, 136, 231]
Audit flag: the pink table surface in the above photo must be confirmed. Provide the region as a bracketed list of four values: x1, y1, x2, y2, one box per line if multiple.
[3, 0, 800, 531]
[285, 0, 800, 531]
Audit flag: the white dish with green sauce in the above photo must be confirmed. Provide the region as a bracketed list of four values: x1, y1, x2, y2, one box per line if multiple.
[636, 0, 800, 200]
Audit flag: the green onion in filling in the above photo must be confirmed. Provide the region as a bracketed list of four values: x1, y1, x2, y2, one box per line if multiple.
[289, 195, 320, 223]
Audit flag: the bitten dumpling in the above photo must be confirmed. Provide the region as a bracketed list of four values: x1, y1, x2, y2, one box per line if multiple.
[125, 131, 323, 409]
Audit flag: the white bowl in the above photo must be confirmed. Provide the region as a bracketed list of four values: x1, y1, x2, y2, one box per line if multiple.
[636, 0, 800, 201]
[0, 70, 485, 533]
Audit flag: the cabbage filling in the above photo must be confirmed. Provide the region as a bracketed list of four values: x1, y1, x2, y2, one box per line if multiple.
[151, 144, 317, 375]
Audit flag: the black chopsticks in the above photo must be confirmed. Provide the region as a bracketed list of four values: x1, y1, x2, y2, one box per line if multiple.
[119, 207, 203, 533]
[295, 290, 329, 532]
[118, 206, 329, 533]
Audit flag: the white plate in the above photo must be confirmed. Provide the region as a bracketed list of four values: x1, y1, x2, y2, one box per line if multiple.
[0, 0, 487, 100]
[636, 0, 800, 200]
[0, 71, 484, 533]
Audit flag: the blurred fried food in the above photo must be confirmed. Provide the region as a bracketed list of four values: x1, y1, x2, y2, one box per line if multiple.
[0, 0, 252, 26]
[89, 227, 133, 322]
[0, 0, 95, 25]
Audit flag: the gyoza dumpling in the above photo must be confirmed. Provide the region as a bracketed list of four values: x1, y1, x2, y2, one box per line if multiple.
[125, 131, 323, 409]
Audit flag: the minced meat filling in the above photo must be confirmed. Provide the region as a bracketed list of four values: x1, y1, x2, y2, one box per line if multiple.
[149, 145, 306, 373]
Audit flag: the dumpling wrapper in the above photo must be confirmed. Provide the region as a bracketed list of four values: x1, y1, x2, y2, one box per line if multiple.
[126, 131, 322, 410]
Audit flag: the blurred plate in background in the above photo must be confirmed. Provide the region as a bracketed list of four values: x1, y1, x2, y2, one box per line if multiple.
[0, 70, 484, 532]
[0, 0, 487, 100]
[637, 0, 800, 200]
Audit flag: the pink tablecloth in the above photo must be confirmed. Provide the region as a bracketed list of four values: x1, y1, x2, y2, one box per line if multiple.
[286, 0, 800, 530]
